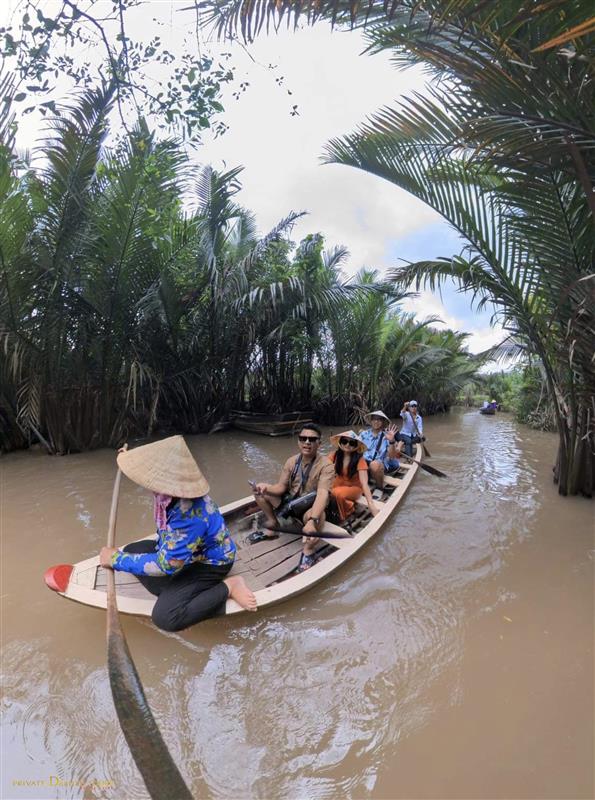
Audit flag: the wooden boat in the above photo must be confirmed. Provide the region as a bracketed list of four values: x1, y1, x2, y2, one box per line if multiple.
[231, 410, 314, 421]
[232, 411, 314, 437]
[479, 407, 496, 415]
[44, 451, 422, 619]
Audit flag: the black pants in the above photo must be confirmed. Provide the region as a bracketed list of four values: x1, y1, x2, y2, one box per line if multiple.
[122, 540, 232, 632]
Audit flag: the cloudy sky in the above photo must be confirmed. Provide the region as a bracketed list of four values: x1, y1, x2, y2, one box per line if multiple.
[4, 1, 503, 356]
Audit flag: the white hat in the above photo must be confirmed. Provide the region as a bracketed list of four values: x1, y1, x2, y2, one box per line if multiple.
[409, 400, 418, 406]
[330, 430, 367, 454]
[365, 409, 390, 425]
[117, 435, 209, 498]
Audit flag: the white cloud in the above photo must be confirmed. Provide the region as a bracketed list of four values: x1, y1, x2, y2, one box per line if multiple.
[401, 290, 505, 359]
[198, 25, 441, 271]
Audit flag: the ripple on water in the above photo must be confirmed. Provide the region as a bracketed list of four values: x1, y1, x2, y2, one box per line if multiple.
[4, 411, 588, 800]
[157, 584, 465, 800]
[2, 640, 149, 799]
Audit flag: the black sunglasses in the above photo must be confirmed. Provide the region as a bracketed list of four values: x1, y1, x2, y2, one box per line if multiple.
[298, 435, 320, 443]
[339, 438, 359, 447]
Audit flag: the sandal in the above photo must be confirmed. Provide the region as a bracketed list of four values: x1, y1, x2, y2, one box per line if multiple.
[295, 553, 317, 573]
[247, 530, 279, 545]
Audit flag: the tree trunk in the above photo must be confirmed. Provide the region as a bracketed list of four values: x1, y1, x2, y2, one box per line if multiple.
[553, 407, 594, 497]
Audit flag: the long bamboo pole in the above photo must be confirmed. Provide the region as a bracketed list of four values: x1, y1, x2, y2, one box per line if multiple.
[105, 448, 194, 800]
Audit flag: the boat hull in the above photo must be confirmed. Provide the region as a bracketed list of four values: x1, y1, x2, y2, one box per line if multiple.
[232, 412, 314, 436]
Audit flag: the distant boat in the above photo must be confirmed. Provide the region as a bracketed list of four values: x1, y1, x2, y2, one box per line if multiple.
[479, 407, 496, 415]
[232, 410, 314, 437]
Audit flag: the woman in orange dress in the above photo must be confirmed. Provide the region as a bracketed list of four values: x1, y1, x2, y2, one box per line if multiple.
[328, 430, 380, 522]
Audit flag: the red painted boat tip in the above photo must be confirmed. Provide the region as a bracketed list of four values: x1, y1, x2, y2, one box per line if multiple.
[44, 564, 73, 593]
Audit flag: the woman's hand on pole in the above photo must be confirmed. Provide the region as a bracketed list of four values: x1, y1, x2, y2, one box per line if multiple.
[100, 546, 118, 568]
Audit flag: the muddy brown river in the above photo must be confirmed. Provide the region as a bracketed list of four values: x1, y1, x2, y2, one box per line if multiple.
[1, 409, 593, 800]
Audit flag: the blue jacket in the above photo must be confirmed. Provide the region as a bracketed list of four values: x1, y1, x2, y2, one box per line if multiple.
[112, 496, 236, 576]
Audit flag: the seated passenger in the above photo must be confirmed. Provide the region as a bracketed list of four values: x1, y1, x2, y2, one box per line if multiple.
[249, 424, 336, 572]
[99, 436, 257, 632]
[360, 410, 402, 488]
[399, 400, 423, 457]
[329, 430, 379, 521]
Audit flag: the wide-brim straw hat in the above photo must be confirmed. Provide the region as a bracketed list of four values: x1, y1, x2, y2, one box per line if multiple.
[117, 435, 209, 498]
[330, 430, 367, 454]
[364, 409, 391, 425]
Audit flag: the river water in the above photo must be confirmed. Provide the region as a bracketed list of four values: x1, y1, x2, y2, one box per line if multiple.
[1, 409, 593, 800]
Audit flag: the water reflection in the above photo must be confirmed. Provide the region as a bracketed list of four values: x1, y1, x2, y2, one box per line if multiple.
[1, 410, 592, 799]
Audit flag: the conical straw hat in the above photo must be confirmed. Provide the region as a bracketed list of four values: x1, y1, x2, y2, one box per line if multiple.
[117, 435, 209, 498]
[330, 430, 367, 454]
[364, 409, 390, 425]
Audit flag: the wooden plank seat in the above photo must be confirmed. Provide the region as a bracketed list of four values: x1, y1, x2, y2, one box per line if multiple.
[355, 497, 377, 511]
[253, 540, 329, 585]
[230, 524, 344, 586]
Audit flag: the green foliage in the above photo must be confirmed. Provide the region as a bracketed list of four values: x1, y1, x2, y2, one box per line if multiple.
[0, 87, 479, 453]
[1, 0, 234, 141]
[200, 0, 595, 52]
[324, 3, 594, 495]
[206, 0, 594, 495]
[471, 369, 556, 432]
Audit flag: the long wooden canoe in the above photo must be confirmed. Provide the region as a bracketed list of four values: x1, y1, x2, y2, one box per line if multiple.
[232, 417, 314, 436]
[231, 410, 314, 421]
[44, 452, 421, 619]
[232, 411, 314, 437]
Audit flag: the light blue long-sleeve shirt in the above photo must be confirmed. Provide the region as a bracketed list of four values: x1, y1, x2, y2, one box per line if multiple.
[400, 411, 423, 437]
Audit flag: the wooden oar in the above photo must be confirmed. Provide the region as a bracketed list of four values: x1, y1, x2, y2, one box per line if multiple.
[400, 452, 447, 478]
[105, 447, 194, 800]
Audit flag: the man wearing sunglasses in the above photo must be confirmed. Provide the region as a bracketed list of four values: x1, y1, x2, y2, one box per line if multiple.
[248, 424, 335, 571]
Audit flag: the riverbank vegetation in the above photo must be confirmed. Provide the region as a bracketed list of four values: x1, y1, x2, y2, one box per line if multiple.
[205, 0, 595, 496]
[0, 85, 478, 454]
[2, 1, 593, 497]
[460, 369, 557, 433]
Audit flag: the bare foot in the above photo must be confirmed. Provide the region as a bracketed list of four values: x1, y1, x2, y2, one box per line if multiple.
[224, 575, 258, 612]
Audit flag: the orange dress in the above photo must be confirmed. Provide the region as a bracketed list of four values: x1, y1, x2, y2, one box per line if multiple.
[328, 452, 368, 521]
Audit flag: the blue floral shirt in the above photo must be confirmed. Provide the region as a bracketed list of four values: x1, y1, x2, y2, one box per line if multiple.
[111, 496, 236, 577]
[360, 429, 400, 470]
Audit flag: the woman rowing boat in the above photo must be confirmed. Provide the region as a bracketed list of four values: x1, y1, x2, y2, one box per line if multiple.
[98, 436, 257, 631]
